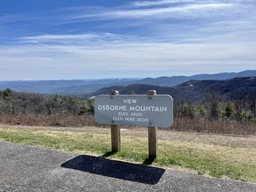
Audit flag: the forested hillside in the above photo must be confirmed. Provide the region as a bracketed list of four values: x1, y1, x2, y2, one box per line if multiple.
[0, 77, 256, 135]
[0, 89, 94, 127]
[90, 77, 256, 135]
[91, 77, 256, 104]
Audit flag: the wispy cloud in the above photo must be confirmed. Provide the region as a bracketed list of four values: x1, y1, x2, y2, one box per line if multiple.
[1, 34, 255, 78]
[1, 0, 256, 80]
[17, 33, 136, 45]
[131, 0, 256, 7]
[131, 0, 195, 7]
[70, 3, 234, 20]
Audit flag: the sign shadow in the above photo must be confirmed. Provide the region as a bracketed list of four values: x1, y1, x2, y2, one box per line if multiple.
[61, 155, 165, 185]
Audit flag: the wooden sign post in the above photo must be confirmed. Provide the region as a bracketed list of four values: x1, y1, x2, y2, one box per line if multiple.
[94, 90, 173, 158]
[110, 91, 121, 152]
[147, 90, 158, 158]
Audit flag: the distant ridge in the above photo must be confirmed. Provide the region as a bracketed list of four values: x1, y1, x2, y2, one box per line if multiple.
[133, 70, 256, 87]
[90, 77, 256, 103]
[0, 70, 255, 95]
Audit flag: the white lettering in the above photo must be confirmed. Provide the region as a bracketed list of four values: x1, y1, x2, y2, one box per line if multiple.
[97, 105, 127, 111]
[162, 107, 168, 112]
[113, 117, 123, 121]
[118, 112, 129, 116]
[124, 117, 136, 121]
[129, 106, 168, 112]
[136, 118, 149, 122]
[123, 99, 137, 104]
[132, 99, 137, 104]
[131, 112, 142, 116]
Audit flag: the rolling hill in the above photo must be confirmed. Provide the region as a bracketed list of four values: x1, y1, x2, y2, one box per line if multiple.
[90, 77, 256, 103]
[0, 70, 255, 95]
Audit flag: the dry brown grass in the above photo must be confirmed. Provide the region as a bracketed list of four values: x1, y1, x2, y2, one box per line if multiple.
[0, 114, 255, 135]
[0, 113, 96, 127]
[172, 117, 256, 135]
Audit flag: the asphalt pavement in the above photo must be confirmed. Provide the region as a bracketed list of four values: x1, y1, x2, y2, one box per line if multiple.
[0, 141, 255, 192]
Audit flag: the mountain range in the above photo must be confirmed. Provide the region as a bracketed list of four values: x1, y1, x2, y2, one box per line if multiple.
[90, 77, 256, 103]
[0, 70, 255, 96]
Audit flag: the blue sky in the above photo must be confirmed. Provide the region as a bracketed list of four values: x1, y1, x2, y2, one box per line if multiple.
[0, 0, 256, 80]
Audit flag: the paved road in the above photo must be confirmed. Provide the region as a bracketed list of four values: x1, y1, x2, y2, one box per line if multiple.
[0, 141, 255, 192]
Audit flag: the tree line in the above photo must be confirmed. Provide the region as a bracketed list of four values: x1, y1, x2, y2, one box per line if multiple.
[0, 88, 255, 134]
[174, 88, 256, 122]
[0, 89, 93, 116]
[1, 88, 255, 121]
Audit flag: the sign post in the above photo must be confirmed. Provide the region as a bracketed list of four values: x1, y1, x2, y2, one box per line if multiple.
[94, 90, 173, 158]
[110, 91, 121, 152]
[147, 90, 158, 158]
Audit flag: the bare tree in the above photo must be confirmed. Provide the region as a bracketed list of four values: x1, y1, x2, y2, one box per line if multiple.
[205, 88, 222, 120]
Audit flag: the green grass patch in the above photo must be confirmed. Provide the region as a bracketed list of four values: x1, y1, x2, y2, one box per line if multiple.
[0, 128, 255, 183]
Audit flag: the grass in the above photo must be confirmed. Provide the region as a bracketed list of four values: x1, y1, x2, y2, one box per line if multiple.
[0, 126, 256, 183]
